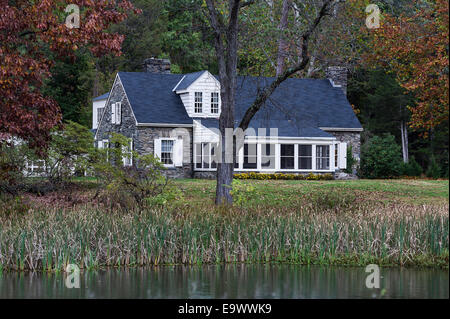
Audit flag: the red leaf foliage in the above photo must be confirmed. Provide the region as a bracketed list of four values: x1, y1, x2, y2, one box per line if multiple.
[0, 0, 139, 153]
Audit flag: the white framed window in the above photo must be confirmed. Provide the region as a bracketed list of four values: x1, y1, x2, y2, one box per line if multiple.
[111, 102, 121, 125]
[261, 143, 275, 169]
[98, 139, 110, 161]
[298, 145, 312, 169]
[155, 138, 183, 167]
[97, 107, 104, 124]
[316, 145, 330, 170]
[161, 140, 174, 165]
[211, 92, 219, 114]
[195, 142, 218, 169]
[122, 139, 133, 167]
[194, 92, 203, 113]
[280, 144, 295, 169]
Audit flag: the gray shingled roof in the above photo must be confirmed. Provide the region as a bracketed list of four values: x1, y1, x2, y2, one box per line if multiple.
[116, 71, 362, 137]
[119, 72, 192, 124]
[173, 71, 206, 91]
[93, 93, 109, 101]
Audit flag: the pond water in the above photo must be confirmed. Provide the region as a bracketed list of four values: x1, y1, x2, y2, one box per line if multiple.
[0, 264, 447, 299]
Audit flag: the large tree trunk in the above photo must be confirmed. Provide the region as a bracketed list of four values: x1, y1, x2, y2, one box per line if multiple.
[206, 0, 335, 205]
[401, 120, 409, 163]
[276, 0, 291, 76]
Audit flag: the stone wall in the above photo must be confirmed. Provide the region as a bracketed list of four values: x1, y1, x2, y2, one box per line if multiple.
[328, 131, 361, 174]
[136, 126, 193, 179]
[96, 76, 193, 178]
[96, 77, 137, 144]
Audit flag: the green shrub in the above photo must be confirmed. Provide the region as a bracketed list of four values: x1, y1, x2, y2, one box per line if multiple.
[344, 145, 356, 174]
[426, 157, 441, 179]
[0, 142, 28, 195]
[93, 133, 182, 210]
[360, 134, 403, 179]
[401, 157, 423, 177]
[44, 121, 95, 184]
[229, 179, 258, 206]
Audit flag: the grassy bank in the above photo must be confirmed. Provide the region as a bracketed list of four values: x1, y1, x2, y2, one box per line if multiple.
[0, 179, 448, 271]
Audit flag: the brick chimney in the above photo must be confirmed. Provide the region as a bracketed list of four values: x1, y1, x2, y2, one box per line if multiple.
[143, 58, 171, 74]
[326, 66, 347, 95]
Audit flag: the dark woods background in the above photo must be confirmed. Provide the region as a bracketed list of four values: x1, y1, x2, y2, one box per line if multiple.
[44, 0, 448, 178]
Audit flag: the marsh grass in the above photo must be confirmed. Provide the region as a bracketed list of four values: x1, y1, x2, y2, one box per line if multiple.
[0, 198, 448, 271]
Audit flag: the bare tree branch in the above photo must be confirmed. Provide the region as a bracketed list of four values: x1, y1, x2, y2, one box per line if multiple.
[238, 0, 335, 131]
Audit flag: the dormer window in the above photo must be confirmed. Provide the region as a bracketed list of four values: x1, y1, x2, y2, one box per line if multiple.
[211, 92, 219, 114]
[194, 92, 203, 113]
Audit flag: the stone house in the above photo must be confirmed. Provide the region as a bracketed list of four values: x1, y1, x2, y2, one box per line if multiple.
[93, 58, 362, 178]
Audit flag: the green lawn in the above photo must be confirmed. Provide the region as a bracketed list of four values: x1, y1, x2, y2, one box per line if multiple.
[175, 178, 449, 207]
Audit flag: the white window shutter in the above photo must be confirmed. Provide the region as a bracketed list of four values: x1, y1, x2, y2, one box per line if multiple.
[111, 103, 116, 124]
[174, 139, 183, 167]
[116, 102, 122, 125]
[338, 143, 347, 169]
[98, 140, 103, 149]
[129, 139, 133, 166]
[121, 144, 127, 166]
[154, 138, 161, 160]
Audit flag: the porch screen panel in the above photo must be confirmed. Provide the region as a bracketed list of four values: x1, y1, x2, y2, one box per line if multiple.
[281, 144, 295, 169]
[243, 143, 257, 169]
[316, 145, 330, 170]
[195, 143, 202, 169]
[261, 144, 275, 169]
[298, 145, 312, 169]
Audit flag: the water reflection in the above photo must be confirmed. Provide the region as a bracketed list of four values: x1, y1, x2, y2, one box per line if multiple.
[0, 265, 447, 299]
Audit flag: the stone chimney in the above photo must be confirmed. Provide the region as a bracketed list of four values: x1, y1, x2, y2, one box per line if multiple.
[143, 58, 171, 74]
[326, 66, 347, 95]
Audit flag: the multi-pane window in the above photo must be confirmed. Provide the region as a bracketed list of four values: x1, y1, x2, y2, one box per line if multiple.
[211, 143, 217, 168]
[195, 142, 218, 169]
[97, 108, 104, 124]
[298, 145, 312, 169]
[243, 143, 258, 169]
[202, 143, 210, 169]
[211, 92, 219, 114]
[194, 92, 203, 113]
[316, 145, 330, 170]
[161, 140, 174, 165]
[261, 144, 275, 169]
[122, 139, 133, 167]
[195, 144, 202, 169]
[281, 144, 295, 169]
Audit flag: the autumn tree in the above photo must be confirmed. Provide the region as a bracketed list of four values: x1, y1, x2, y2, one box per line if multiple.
[0, 0, 138, 152]
[367, 0, 449, 133]
[205, 0, 339, 204]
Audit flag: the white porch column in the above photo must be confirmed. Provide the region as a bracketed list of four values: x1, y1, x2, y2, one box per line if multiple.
[275, 144, 280, 170]
[312, 144, 317, 171]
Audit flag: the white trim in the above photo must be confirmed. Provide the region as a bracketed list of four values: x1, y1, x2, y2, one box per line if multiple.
[329, 78, 342, 88]
[319, 127, 363, 132]
[245, 136, 336, 141]
[172, 75, 186, 92]
[137, 123, 193, 128]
